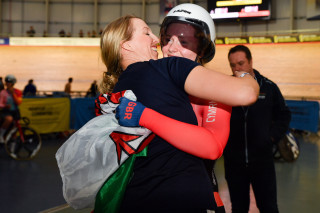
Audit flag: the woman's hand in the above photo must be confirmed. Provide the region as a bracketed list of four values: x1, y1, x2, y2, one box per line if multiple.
[116, 97, 146, 127]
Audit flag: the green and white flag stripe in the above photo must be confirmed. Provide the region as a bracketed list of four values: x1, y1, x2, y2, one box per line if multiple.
[94, 149, 147, 213]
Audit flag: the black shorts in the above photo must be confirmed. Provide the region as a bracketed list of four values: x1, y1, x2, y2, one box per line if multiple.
[0, 109, 20, 120]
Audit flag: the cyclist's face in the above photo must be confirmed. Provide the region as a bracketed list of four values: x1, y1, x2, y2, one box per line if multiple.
[161, 23, 199, 61]
[5, 82, 14, 89]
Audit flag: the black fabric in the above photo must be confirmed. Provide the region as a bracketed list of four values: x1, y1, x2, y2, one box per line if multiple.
[223, 70, 291, 213]
[203, 159, 226, 213]
[113, 57, 216, 211]
[225, 162, 278, 213]
[0, 109, 20, 120]
[224, 70, 291, 165]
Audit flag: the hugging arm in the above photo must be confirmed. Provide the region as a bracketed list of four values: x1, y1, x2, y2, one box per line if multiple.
[117, 97, 231, 160]
[191, 100, 232, 156]
[185, 66, 259, 106]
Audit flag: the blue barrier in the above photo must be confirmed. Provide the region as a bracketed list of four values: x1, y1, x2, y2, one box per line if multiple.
[286, 100, 319, 133]
[0, 37, 9, 45]
[69, 98, 320, 133]
[70, 97, 96, 130]
[21, 97, 320, 133]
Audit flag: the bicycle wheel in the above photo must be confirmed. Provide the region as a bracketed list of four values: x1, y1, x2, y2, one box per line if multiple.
[5, 126, 42, 160]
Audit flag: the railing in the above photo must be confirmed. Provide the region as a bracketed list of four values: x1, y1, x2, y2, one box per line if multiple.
[284, 95, 320, 101]
[35, 90, 88, 98]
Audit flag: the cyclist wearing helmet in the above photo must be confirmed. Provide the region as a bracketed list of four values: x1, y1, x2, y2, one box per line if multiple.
[160, 3, 216, 64]
[160, 4, 230, 212]
[0, 75, 23, 143]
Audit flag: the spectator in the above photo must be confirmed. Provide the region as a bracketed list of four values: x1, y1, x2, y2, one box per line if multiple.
[223, 45, 291, 213]
[26, 26, 36, 37]
[23, 79, 37, 97]
[59, 29, 66, 37]
[79, 29, 84, 37]
[43, 30, 48, 37]
[0, 75, 23, 143]
[66, 32, 72, 37]
[0, 77, 4, 91]
[64, 77, 73, 95]
[91, 30, 97, 37]
[86, 80, 98, 97]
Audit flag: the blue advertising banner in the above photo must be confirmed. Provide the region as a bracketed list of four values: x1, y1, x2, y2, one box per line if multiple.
[286, 100, 319, 133]
[70, 97, 96, 130]
[0, 37, 9, 45]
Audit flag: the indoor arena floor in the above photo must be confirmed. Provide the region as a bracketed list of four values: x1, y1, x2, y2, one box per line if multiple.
[0, 131, 319, 213]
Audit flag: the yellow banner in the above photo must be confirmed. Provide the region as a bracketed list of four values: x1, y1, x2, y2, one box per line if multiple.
[249, 36, 273, 44]
[299, 34, 320, 42]
[225, 37, 249, 44]
[273, 35, 298, 43]
[19, 98, 70, 134]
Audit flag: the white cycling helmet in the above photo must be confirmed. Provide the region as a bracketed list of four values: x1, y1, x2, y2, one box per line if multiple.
[160, 3, 216, 63]
[5, 74, 17, 84]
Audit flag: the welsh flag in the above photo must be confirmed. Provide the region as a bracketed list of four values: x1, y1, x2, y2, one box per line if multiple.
[56, 90, 154, 211]
[94, 147, 147, 213]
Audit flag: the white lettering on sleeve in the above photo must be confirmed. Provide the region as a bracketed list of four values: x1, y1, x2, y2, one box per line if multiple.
[206, 101, 217, 122]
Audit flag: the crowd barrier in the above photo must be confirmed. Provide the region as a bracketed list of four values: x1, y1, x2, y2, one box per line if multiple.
[70, 97, 96, 130]
[19, 97, 320, 134]
[286, 100, 319, 133]
[20, 97, 71, 134]
[20, 97, 96, 134]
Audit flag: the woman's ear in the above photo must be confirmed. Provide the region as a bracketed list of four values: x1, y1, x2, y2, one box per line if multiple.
[121, 40, 132, 51]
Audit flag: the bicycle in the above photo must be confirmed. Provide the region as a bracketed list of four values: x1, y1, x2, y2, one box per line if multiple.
[2, 116, 42, 160]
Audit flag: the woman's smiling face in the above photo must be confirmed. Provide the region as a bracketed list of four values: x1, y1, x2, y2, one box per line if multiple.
[125, 18, 159, 61]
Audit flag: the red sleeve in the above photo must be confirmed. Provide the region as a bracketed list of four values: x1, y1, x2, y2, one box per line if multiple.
[191, 100, 232, 154]
[13, 89, 23, 105]
[139, 103, 231, 159]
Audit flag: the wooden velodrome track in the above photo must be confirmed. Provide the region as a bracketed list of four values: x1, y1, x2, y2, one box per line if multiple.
[1, 42, 320, 100]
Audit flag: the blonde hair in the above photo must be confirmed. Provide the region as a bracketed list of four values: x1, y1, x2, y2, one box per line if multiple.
[99, 15, 138, 93]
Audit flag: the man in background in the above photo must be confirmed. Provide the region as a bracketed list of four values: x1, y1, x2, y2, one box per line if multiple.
[23, 79, 37, 97]
[26, 26, 36, 37]
[64, 77, 73, 96]
[223, 45, 291, 213]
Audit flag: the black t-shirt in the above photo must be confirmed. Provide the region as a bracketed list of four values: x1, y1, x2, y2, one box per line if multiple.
[114, 57, 215, 211]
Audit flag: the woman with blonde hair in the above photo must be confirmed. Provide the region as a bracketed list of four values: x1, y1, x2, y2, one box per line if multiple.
[97, 14, 258, 212]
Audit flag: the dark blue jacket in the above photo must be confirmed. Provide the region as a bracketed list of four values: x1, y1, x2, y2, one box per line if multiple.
[224, 70, 291, 166]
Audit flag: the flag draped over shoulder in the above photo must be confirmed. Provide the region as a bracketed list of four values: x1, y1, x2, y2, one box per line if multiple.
[94, 149, 146, 213]
[55, 90, 155, 210]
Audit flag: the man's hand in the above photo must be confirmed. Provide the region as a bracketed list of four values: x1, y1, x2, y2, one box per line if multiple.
[116, 97, 146, 127]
